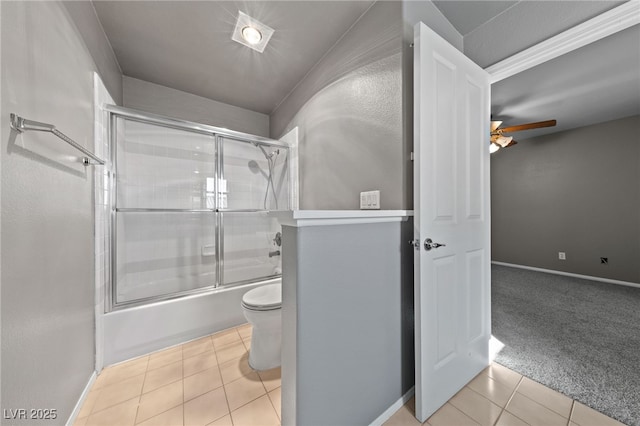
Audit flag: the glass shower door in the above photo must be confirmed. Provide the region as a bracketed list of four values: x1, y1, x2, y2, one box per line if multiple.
[114, 118, 217, 305]
[219, 136, 289, 286]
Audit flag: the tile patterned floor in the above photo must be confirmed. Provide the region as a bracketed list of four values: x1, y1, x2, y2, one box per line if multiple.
[384, 363, 625, 426]
[75, 325, 623, 426]
[74, 324, 281, 426]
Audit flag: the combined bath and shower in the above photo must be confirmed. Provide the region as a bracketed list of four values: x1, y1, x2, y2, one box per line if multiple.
[248, 144, 280, 210]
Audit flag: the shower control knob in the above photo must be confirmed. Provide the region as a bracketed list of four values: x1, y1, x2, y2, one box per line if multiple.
[424, 238, 446, 251]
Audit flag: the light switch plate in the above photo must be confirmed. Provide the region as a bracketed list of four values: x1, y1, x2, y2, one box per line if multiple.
[360, 190, 380, 210]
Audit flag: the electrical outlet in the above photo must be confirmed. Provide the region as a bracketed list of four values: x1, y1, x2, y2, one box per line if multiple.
[601, 257, 608, 264]
[558, 252, 566, 260]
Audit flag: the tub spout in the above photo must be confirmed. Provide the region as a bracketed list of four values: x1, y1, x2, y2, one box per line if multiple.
[269, 250, 281, 258]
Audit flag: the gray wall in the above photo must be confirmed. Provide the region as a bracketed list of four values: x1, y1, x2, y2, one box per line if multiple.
[1, 1, 120, 423]
[62, 1, 123, 104]
[270, 1, 462, 210]
[123, 76, 270, 138]
[281, 219, 414, 425]
[270, 2, 404, 210]
[491, 115, 640, 283]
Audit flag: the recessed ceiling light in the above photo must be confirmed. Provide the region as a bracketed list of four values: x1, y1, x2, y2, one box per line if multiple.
[241, 26, 262, 45]
[232, 11, 274, 53]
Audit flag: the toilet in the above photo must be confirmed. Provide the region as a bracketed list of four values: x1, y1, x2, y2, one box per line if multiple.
[241, 283, 282, 370]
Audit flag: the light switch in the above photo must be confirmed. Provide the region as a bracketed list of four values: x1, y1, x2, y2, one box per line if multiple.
[360, 190, 381, 210]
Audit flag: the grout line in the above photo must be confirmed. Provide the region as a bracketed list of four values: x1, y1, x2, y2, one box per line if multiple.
[214, 333, 234, 424]
[502, 376, 524, 413]
[568, 400, 577, 425]
[182, 372, 186, 426]
[267, 389, 281, 422]
[493, 408, 505, 426]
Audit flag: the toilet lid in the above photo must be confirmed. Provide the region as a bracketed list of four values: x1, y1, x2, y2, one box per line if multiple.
[242, 283, 281, 311]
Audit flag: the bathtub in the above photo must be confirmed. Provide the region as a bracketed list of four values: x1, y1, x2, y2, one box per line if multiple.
[102, 278, 280, 366]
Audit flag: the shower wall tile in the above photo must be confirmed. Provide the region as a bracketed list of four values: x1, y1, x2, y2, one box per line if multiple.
[221, 138, 289, 211]
[116, 212, 217, 303]
[222, 213, 282, 284]
[116, 119, 215, 210]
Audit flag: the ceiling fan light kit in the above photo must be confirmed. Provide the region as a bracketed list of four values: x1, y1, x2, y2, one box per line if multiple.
[489, 119, 556, 153]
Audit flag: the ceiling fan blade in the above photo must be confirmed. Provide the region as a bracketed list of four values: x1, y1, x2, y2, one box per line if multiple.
[499, 120, 557, 133]
[490, 121, 502, 133]
[504, 139, 518, 148]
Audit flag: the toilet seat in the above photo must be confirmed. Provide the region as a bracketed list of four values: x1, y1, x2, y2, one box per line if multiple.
[242, 283, 281, 311]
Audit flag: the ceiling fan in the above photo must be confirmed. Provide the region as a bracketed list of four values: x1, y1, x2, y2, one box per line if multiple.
[490, 119, 557, 153]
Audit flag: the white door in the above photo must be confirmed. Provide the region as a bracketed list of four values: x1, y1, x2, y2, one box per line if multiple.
[413, 22, 491, 423]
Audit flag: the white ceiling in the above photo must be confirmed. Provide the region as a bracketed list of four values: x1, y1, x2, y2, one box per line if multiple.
[491, 24, 640, 140]
[92, 1, 639, 138]
[92, 1, 374, 114]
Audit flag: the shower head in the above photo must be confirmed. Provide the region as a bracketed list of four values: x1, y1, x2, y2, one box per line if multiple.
[248, 159, 267, 178]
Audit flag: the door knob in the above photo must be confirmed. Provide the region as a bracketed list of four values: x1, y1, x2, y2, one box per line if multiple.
[424, 238, 446, 251]
[409, 239, 420, 250]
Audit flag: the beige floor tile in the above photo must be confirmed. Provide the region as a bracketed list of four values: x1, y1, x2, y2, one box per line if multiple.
[505, 393, 567, 426]
[427, 403, 480, 426]
[94, 356, 149, 389]
[242, 338, 251, 351]
[183, 337, 214, 359]
[236, 324, 252, 340]
[257, 367, 281, 392]
[382, 402, 421, 426]
[73, 415, 89, 426]
[207, 414, 233, 426]
[150, 345, 182, 357]
[184, 351, 218, 377]
[183, 387, 229, 426]
[92, 374, 144, 413]
[212, 328, 242, 349]
[143, 361, 183, 394]
[137, 405, 183, 426]
[215, 341, 247, 365]
[487, 363, 522, 390]
[219, 354, 254, 384]
[450, 387, 502, 426]
[231, 395, 280, 426]
[78, 390, 100, 419]
[495, 411, 529, 426]
[224, 372, 267, 411]
[85, 397, 139, 426]
[467, 372, 516, 407]
[517, 377, 572, 418]
[148, 347, 183, 371]
[184, 366, 224, 402]
[570, 402, 624, 426]
[136, 380, 183, 423]
[268, 387, 282, 420]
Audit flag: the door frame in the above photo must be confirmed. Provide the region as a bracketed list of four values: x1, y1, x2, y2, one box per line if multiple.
[485, 2, 638, 84]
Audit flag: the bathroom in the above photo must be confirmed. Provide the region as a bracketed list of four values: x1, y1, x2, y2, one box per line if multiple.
[1, 1, 438, 424]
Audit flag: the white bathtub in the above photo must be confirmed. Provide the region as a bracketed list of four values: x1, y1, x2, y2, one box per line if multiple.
[102, 278, 280, 366]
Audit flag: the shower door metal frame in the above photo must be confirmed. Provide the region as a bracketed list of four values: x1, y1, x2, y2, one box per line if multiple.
[105, 105, 290, 312]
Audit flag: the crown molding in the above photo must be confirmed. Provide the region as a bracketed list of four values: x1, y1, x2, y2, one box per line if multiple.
[486, 1, 640, 83]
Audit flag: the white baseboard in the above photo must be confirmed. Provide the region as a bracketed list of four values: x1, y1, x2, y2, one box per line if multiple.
[66, 371, 97, 426]
[369, 386, 415, 426]
[491, 261, 640, 289]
